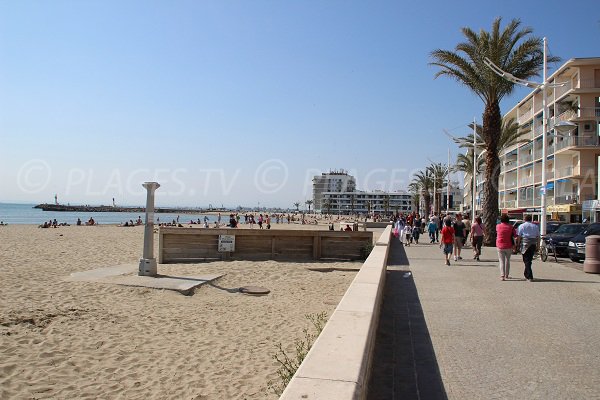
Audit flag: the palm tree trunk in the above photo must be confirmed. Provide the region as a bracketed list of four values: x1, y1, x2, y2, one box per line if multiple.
[482, 102, 502, 246]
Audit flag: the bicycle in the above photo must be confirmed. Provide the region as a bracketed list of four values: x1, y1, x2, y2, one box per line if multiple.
[539, 236, 559, 263]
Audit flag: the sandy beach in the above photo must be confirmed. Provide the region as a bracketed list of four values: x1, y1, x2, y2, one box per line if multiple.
[0, 224, 360, 399]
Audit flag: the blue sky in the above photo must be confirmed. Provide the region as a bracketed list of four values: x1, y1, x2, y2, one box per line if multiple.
[1, 0, 598, 208]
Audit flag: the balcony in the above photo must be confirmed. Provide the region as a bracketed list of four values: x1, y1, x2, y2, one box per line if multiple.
[503, 200, 517, 208]
[519, 176, 533, 186]
[556, 166, 582, 179]
[555, 195, 579, 204]
[518, 108, 533, 125]
[579, 107, 600, 118]
[553, 80, 572, 99]
[518, 154, 533, 164]
[555, 136, 599, 151]
[520, 199, 534, 207]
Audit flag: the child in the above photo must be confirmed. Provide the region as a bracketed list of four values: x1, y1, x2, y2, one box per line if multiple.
[440, 219, 455, 266]
[412, 224, 420, 244]
[402, 224, 412, 246]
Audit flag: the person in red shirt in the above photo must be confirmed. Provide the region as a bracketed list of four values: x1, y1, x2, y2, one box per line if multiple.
[496, 214, 514, 280]
[440, 219, 455, 266]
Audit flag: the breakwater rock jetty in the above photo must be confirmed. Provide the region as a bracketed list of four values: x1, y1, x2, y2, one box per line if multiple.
[34, 204, 205, 214]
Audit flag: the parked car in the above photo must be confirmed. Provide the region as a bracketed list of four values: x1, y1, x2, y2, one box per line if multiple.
[544, 223, 588, 257]
[568, 222, 600, 262]
[546, 221, 566, 234]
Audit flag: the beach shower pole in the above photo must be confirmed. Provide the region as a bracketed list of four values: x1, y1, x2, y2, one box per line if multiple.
[139, 182, 160, 276]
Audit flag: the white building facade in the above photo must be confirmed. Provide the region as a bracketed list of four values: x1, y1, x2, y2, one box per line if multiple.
[313, 171, 412, 214]
[464, 57, 600, 222]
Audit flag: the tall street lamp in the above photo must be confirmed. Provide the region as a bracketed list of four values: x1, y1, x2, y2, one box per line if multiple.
[484, 37, 572, 235]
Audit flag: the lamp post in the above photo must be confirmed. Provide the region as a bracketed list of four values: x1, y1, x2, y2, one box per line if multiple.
[472, 118, 477, 218]
[485, 37, 556, 235]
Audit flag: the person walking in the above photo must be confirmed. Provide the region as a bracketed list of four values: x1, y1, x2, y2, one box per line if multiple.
[452, 214, 465, 261]
[462, 214, 471, 247]
[440, 219, 455, 266]
[496, 214, 513, 280]
[470, 216, 485, 261]
[427, 219, 437, 243]
[516, 214, 540, 282]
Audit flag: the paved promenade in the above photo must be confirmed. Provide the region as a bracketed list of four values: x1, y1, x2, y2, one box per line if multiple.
[368, 238, 600, 400]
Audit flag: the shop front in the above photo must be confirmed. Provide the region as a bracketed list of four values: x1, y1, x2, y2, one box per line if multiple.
[547, 204, 582, 223]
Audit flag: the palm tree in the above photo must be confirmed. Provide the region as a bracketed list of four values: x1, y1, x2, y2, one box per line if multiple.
[454, 150, 485, 215]
[411, 170, 433, 217]
[293, 202, 300, 212]
[453, 118, 528, 156]
[383, 195, 390, 215]
[430, 17, 553, 244]
[323, 200, 332, 215]
[427, 163, 449, 215]
[453, 118, 526, 217]
[305, 200, 313, 214]
[408, 182, 421, 214]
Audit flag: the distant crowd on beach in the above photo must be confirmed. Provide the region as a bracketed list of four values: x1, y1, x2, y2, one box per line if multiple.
[39, 217, 98, 228]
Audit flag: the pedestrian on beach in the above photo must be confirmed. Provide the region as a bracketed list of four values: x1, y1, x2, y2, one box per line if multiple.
[496, 214, 513, 280]
[440, 219, 455, 266]
[258, 214, 264, 229]
[516, 214, 540, 282]
[470, 216, 485, 261]
[452, 214, 465, 261]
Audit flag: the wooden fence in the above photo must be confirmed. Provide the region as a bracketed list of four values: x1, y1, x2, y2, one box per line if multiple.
[158, 228, 374, 263]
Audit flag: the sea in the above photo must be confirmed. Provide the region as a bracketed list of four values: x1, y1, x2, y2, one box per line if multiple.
[0, 203, 227, 225]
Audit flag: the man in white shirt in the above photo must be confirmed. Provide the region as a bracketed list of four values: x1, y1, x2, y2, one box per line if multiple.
[516, 215, 540, 282]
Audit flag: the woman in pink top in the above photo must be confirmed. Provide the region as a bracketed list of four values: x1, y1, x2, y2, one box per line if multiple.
[496, 214, 514, 280]
[470, 216, 485, 261]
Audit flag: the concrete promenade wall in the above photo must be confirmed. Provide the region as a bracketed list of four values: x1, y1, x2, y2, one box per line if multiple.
[280, 224, 392, 400]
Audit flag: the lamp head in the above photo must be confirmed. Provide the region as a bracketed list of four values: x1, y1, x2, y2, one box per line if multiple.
[554, 121, 577, 134]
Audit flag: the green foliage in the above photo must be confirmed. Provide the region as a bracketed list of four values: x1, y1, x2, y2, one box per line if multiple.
[268, 312, 328, 396]
[361, 243, 375, 260]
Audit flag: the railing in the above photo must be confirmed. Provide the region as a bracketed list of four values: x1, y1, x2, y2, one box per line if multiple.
[519, 154, 533, 164]
[519, 177, 533, 186]
[504, 180, 518, 189]
[555, 166, 574, 179]
[520, 199, 534, 207]
[518, 108, 533, 125]
[555, 136, 599, 151]
[577, 79, 600, 89]
[555, 195, 579, 204]
[579, 107, 600, 118]
[553, 80, 572, 99]
[503, 200, 517, 208]
[554, 109, 576, 123]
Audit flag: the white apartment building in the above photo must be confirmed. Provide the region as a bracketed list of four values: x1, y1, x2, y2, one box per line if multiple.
[319, 190, 412, 215]
[313, 171, 412, 214]
[465, 57, 600, 222]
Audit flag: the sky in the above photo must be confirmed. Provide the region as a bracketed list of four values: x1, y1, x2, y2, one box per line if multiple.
[1, 0, 599, 208]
